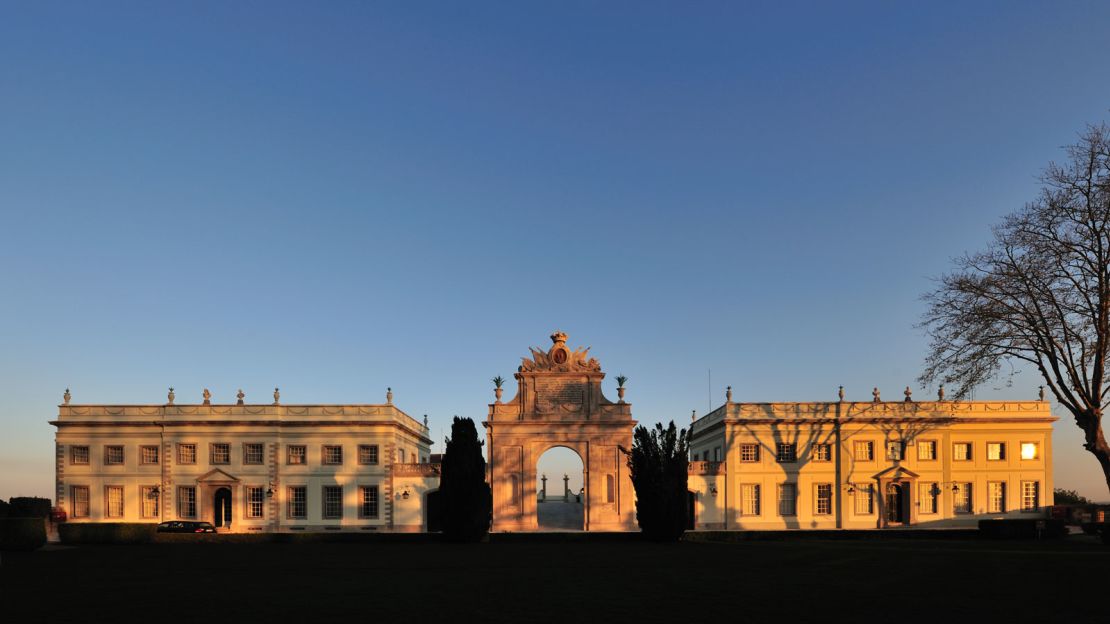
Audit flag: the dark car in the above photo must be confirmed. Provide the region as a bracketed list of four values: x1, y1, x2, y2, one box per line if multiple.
[156, 521, 216, 533]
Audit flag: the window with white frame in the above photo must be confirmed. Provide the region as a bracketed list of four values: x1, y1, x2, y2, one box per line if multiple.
[776, 443, 796, 463]
[1020, 443, 1039, 460]
[740, 484, 760, 516]
[886, 441, 904, 461]
[105, 485, 124, 518]
[739, 444, 760, 463]
[917, 440, 937, 461]
[359, 445, 379, 465]
[359, 485, 379, 519]
[853, 484, 873, 514]
[854, 440, 874, 461]
[244, 443, 264, 465]
[988, 481, 1006, 512]
[815, 483, 833, 515]
[813, 444, 831, 462]
[288, 486, 307, 519]
[1021, 481, 1039, 511]
[954, 482, 973, 513]
[323, 445, 343, 465]
[178, 486, 196, 519]
[919, 482, 939, 514]
[71, 445, 89, 465]
[246, 486, 264, 518]
[210, 443, 230, 465]
[141, 486, 159, 518]
[140, 445, 159, 465]
[953, 442, 972, 461]
[177, 443, 196, 465]
[323, 485, 343, 519]
[287, 445, 306, 465]
[987, 442, 1006, 461]
[105, 445, 124, 465]
[777, 483, 796, 516]
[72, 485, 89, 518]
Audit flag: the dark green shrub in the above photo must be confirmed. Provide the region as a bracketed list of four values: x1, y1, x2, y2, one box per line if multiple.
[59, 523, 156, 544]
[439, 416, 491, 542]
[8, 497, 51, 518]
[0, 499, 9, 519]
[978, 518, 1067, 539]
[624, 421, 690, 541]
[0, 517, 47, 551]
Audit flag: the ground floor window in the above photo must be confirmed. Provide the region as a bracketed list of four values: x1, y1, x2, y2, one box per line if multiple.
[740, 484, 760, 516]
[988, 482, 1006, 513]
[105, 485, 124, 518]
[288, 486, 307, 519]
[815, 483, 832, 515]
[360, 486, 379, 519]
[954, 483, 973, 514]
[141, 486, 159, 518]
[178, 486, 196, 519]
[1021, 481, 1039, 512]
[777, 483, 796, 516]
[919, 483, 938, 514]
[323, 485, 343, 519]
[72, 485, 89, 518]
[246, 486, 265, 518]
[853, 484, 873, 515]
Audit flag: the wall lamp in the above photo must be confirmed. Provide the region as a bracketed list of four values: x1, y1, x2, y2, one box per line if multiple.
[709, 485, 718, 498]
[401, 488, 410, 500]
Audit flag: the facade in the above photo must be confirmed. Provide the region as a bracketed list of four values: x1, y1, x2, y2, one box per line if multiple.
[51, 389, 435, 532]
[687, 389, 1056, 529]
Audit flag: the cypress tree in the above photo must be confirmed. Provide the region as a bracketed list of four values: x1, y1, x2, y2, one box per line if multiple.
[439, 416, 491, 542]
[625, 421, 690, 541]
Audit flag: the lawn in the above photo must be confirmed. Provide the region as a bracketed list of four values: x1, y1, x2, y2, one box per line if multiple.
[2, 536, 1106, 622]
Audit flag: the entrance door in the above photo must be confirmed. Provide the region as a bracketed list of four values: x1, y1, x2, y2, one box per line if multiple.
[214, 488, 232, 527]
[885, 484, 905, 524]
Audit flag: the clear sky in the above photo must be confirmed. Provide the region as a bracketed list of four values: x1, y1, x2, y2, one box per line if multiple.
[3, 1, 1110, 501]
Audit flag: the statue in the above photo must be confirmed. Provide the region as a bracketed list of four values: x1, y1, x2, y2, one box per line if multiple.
[202, 388, 211, 405]
[237, 389, 245, 405]
[167, 387, 175, 405]
[63, 388, 71, 405]
[386, 387, 393, 404]
[273, 387, 280, 405]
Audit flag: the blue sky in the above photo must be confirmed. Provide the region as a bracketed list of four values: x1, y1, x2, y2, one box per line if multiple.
[3, 1, 1110, 500]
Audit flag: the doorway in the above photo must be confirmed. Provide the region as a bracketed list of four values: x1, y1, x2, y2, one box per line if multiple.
[885, 483, 906, 525]
[213, 487, 232, 528]
[535, 446, 584, 531]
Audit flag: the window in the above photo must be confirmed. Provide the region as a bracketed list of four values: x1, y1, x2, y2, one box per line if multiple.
[177, 443, 196, 465]
[141, 486, 159, 518]
[739, 444, 760, 463]
[917, 440, 937, 461]
[853, 484, 873, 514]
[141, 445, 159, 465]
[777, 483, 796, 516]
[359, 486, 379, 519]
[886, 441, 904, 461]
[244, 443, 264, 465]
[287, 486, 307, 519]
[359, 445, 379, 465]
[854, 441, 874, 461]
[105, 445, 124, 465]
[210, 443, 230, 465]
[71, 486, 89, 518]
[815, 483, 833, 515]
[1020, 442, 1039, 460]
[740, 484, 761, 516]
[776, 443, 796, 463]
[398, 449, 406, 464]
[987, 442, 1006, 461]
[954, 483, 973, 513]
[70, 445, 89, 465]
[178, 486, 196, 519]
[988, 482, 1006, 513]
[246, 486, 264, 519]
[813, 444, 831, 462]
[1021, 481, 1039, 511]
[323, 485, 343, 519]
[105, 485, 124, 518]
[953, 442, 972, 461]
[323, 445, 343, 465]
[713, 447, 721, 462]
[287, 445, 306, 465]
[919, 483, 938, 514]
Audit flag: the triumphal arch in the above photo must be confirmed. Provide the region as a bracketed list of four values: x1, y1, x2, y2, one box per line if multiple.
[485, 332, 637, 531]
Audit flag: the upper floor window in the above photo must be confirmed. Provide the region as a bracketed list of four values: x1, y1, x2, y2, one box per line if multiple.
[917, 440, 937, 461]
[953, 442, 972, 461]
[713, 447, 721, 462]
[359, 445, 379, 465]
[813, 444, 831, 462]
[105, 445, 124, 465]
[210, 443, 230, 465]
[398, 449, 406, 464]
[776, 443, 796, 463]
[739, 444, 760, 463]
[1020, 442, 1039, 460]
[987, 442, 1006, 461]
[287, 445, 306, 465]
[886, 441, 904, 461]
[70, 445, 89, 465]
[141, 446, 159, 465]
[178, 444, 196, 465]
[244, 443, 264, 465]
[323, 445, 343, 465]
[854, 441, 874, 461]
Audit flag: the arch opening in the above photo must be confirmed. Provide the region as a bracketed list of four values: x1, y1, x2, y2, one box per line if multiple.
[535, 446, 584, 531]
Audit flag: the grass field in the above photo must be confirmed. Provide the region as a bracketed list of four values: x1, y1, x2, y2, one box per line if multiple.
[2, 535, 1106, 622]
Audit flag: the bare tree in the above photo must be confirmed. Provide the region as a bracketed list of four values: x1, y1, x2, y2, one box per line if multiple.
[919, 122, 1110, 495]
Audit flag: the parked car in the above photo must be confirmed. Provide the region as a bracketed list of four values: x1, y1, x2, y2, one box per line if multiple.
[156, 521, 216, 533]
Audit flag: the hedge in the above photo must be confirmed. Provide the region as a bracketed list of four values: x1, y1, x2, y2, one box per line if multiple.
[978, 518, 1067, 539]
[7, 497, 51, 518]
[59, 523, 157, 544]
[0, 518, 47, 551]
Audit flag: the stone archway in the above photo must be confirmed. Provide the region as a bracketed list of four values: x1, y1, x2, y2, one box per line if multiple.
[484, 332, 637, 532]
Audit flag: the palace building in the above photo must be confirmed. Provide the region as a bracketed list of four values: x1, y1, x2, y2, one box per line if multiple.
[50, 332, 1056, 532]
